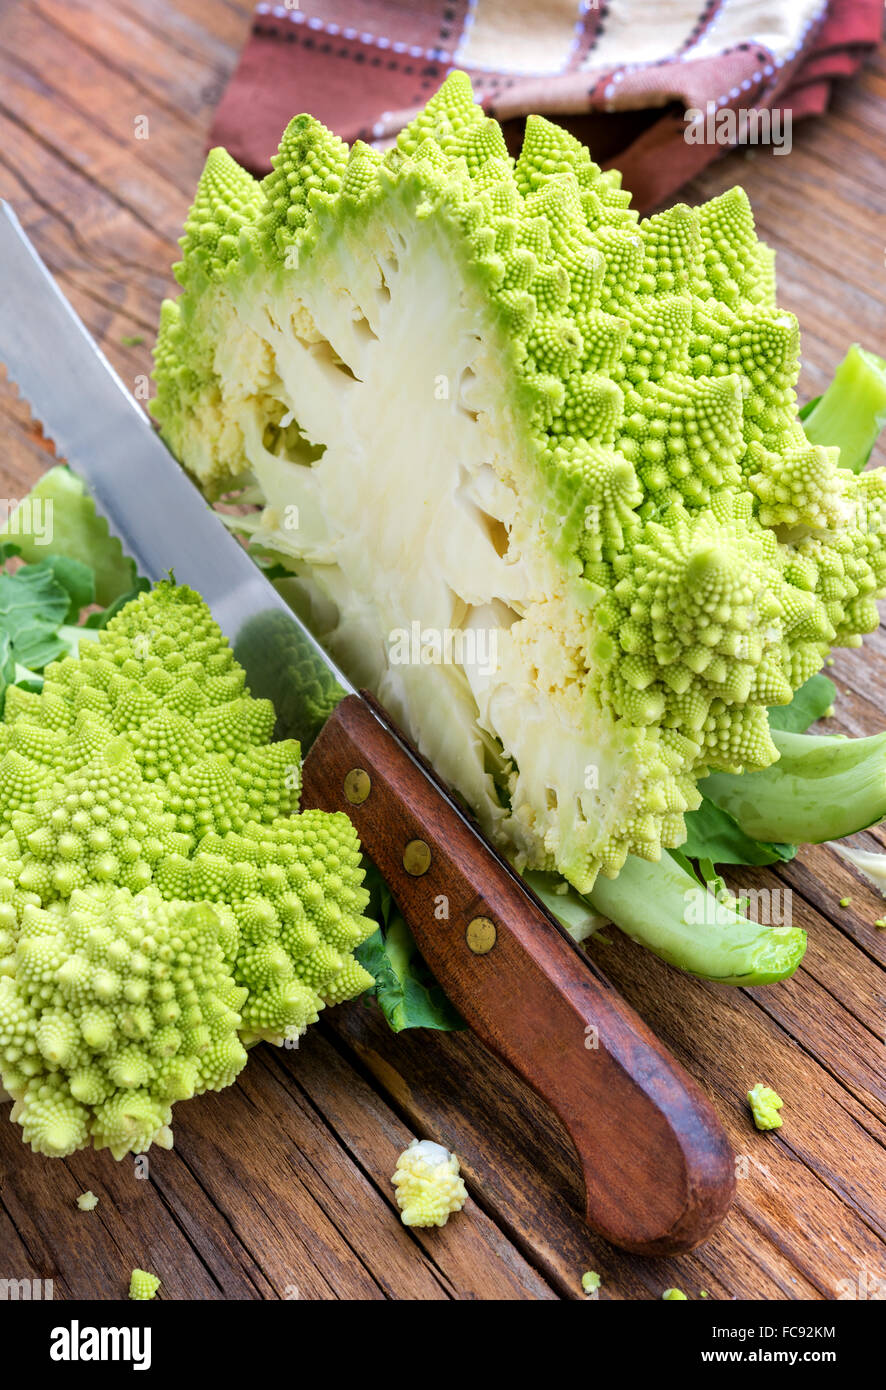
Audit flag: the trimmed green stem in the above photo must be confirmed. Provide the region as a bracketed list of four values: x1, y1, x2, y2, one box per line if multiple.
[586, 852, 805, 986]
[803, 344, 886, 473]
[702, 728, 886, 845]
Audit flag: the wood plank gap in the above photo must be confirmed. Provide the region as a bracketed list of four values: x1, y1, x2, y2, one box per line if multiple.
[0, 95, 186, 248]
[253, 1049, 455, 1300]
[26, 0, 206, 134]
[0, 47, 201, 202]
[316, 1018, 580, 1298]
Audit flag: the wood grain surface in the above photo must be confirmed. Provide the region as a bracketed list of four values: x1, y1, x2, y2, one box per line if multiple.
[0, 0, 883, 1301]
[303, 693, 736, 1255]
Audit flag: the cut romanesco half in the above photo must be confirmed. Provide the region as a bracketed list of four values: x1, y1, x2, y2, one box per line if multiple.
[747, 1082, 784, 1130]
[0, 582, 376, 1156]
[392, 1138, 468, 1228]
[152, 72, 886, 898]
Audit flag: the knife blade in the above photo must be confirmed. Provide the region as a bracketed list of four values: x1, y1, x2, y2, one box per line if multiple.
[0, 202, 352, 749]
[0, 200, 736, 1255]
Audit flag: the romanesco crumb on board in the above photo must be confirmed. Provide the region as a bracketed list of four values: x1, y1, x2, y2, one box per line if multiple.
[152, 71, 886, 906]
[581, 1270, 601, 1295]
[76, 1191, 99, 1211]
[392, 1139, 468, 1228]
[662, 1288, 688, 1300]
[128, 1269, 161, 1301]
[0, 582, 376, 1158]
[748, 1082, 784, 1130]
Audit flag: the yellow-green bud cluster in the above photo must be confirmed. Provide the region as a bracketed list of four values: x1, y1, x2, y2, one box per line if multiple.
[0, 886, 246, 1157]
[0, 584, 375, 1154]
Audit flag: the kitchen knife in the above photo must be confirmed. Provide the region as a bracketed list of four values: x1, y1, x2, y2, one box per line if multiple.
[0, 200, 735, 1255]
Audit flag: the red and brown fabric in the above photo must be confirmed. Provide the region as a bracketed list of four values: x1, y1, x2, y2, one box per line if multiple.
[211, 0, 882, 211]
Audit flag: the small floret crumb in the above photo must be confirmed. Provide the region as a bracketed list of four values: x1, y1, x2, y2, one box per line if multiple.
[76, 1191, 99, 1212]
[663, 1288, 687, 1300]
[748, 1082, 784, 1131]
[581, 1270, 601, 1295]
[392, 1139, 467, 1228]
[128, 1269, 161, 1301]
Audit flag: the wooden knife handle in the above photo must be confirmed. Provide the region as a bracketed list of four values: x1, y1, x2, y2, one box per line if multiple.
[301, 692, 735, 1254]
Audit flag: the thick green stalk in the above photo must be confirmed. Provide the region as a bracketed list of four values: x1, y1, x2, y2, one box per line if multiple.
[803, 344, 886, 473]
[702, 728, 886, 845]
[586, 852, 806, 986]
[521, 869, 608, 943]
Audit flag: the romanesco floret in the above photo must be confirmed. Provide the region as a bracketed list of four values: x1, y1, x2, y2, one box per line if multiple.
[0, 887, 246, 1157]
[662, 1287, 688, 1300]
[0, 583, 376, 1155]
[128, 1268, 161, 1301]
[151, 73, 886, 898]
[748, 1082, 784, 1130]
[392, 1139, 468, 1228]
[581, 1270, 601, 1295]
[76, 1191, 99, 1211]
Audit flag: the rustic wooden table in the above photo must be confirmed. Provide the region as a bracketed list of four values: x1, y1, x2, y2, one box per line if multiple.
[0, 0, 884, 1302]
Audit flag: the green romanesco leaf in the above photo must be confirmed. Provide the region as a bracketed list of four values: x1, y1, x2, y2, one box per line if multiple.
[766, 671, 835, 733]
[0, 467, 139, 608]
[355, 865, 465, 1033]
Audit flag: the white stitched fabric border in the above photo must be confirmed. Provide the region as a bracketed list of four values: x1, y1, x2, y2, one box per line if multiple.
[689, 0, 823, 63]
[581, 0, 699, 71]
[453, 0, 587, 76]
[254, 3, 453, 63]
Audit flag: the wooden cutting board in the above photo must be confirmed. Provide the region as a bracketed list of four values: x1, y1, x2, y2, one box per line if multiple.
[0, 0, 883, 1301]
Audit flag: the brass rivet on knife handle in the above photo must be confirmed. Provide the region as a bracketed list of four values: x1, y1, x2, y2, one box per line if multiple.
[466, 916, 497, 955]
[343, 768, 371, 804]
[403, 838, 432, 876]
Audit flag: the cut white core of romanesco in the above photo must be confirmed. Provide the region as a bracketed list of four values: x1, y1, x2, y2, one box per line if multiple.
[392, 1138, 468, 1228]
[152, 72, 886, 894]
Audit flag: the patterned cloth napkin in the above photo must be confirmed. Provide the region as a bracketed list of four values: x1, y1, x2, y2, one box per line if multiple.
[212, 0, 881, 211]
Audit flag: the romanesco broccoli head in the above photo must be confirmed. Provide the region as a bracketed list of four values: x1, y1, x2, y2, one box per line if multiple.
[392, 1138, 468, 1228]
[0, 583, 375, 1154]
[152, 73, 886, 892]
